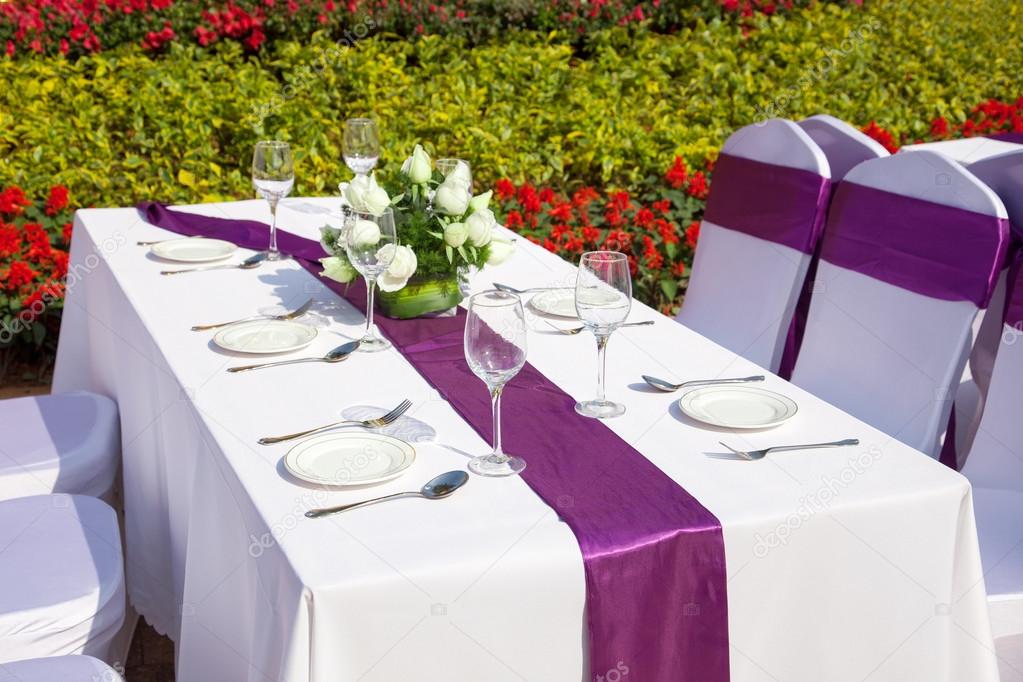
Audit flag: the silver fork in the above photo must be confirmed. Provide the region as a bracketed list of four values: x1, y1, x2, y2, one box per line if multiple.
[718, 438, 859, 461]
[258, 399, 413, 445]
[191, 298, 313, 331]
[138, 235, 200, 246]
[549, 320, 655, 335]
[494, 283, 572, 295]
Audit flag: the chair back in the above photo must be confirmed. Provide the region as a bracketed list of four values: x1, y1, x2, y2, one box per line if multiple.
[677, 119, 831, 371]
[798, 114, 890, 180]
[791, 150, 1009, 457]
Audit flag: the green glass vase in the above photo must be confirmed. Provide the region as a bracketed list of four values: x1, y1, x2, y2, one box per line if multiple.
[377, 271, 466, 319]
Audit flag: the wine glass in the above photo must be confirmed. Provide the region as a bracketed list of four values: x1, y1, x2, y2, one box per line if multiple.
[344, 207, 397, 352]
[251, 140, 295, 261]
[574, 251, 632, 418]
[436, 158, 472, 190]
[464, 290, 528, 477]
[343, 118, 381, 176]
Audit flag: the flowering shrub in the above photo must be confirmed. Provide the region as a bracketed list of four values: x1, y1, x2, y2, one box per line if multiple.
[0, 185, 72, 373]
[495, 156, 711, 315]
[861, 97, 1023, 152]
[0, 0, 851, 58]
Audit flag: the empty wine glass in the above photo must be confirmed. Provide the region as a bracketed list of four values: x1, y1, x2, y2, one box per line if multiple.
[575, 251, 632, 418]
[344, 207, 397, 352]
[252, 140, 295, 261]
[464, 290, 528, 477]
[343, 118, 381, 176]
[436, 158, 472, 190]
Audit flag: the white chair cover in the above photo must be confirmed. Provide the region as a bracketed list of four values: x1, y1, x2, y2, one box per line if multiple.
[791, 150, 1008, 458]
[0, 656, 122, 681]
[798, 114, 890, 180]
[0, 494, 125, 663]
[961, 254, 1023, 644]
[0, 391, 120, 502]
[677, 119, 831, 371]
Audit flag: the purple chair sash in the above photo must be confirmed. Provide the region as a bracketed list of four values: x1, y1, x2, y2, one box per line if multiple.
[989, 132, 1023, 145]
[1005, 248, 1023, 329]
[702, 152, 832, 254]
[138, 202, 731, 681]
[819, 182, 1009, 308]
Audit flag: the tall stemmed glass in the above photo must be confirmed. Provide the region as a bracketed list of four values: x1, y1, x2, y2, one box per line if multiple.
[343, 118, 381, 177]
[464, 291, 528, 477]
[252, 140, 294, 261]
[575, 251, 632, 418]
[344, 207, 396, 352]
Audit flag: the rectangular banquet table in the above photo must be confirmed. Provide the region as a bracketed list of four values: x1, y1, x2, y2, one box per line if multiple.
[54, 198, 999, 681]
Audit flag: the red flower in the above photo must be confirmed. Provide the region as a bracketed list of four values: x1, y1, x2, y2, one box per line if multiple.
[685, 220, 701, 249]
[656, 219, 679, 244]
[685, 171, 709, 200]
[929, 116, 950, 139]
[665, 156, 688, 189]
[548, 202, 572, 222]
[671, 260, 686, 278]
[581, 225, 601, 244]
[652, 199, 671, 214]
[860, 121, 899, 153]
[634, 207, 655, 228]
[62, 222, 74, 244]
[504, 210, 523, 230]
[0, 187, 31, 215]
[518, 184, 541, 214]
[45, 185, 69, 216]
[3, 261, 38, 290]
[0, 223, 20, 257]
[495, 178, 516, 201]
[538, 187, 556, 204]
[571, 187, 600, 208]
[244, 27, 266, 50]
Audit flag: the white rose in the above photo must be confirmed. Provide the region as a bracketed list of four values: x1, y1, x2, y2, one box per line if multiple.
[468, 189, 492, 214]
[376, 244, 418, 292]
[487, 237, 515, 265]
[401, 144, 432, 185]
[443, 222, 469, 248]
[319, 256, 357, 283]
[320, 225, 342, 255]
[434, 177, 471, 216]
[445, 160, 472, 187]
[343, 174, 390, 216]
[349, 218, 381, 247]
[465, 208, 496, 247]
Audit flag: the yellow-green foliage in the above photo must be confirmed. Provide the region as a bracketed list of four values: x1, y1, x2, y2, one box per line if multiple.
[1, 0, 1020, 209]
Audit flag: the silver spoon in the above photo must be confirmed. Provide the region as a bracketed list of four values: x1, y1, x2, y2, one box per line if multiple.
[161, 252, 267, 276]
[718, 438, 859, 461]
[305, 470, 469, 518]
[642, 374, 766, 392]
[227, 340, 360, 373]
[192, 298, 313, 331]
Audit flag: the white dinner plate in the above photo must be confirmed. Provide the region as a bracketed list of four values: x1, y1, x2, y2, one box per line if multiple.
[678, 385, 798, 429]
[212, 320, 317, 354]
[284, 433, 416, 487]
[151, 237, 237, 263]
[530, 290, 578, 318]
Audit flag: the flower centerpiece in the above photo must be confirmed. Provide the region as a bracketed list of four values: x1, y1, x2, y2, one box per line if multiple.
[319, 144, 515, 319]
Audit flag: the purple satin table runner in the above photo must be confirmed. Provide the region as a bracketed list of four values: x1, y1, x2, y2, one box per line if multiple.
[1006, 249, 1023, 329]
[819, 182, 1009, 308]
[702, 152, 832, 254]
[138, 202, 730, 681]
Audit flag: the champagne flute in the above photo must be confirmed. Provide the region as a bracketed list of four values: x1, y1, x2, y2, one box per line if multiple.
[252, 141, 295, 261]
[343, 118, 381, 176]
[344, 207, 397, 352]
[436, 158, 472, 190]
[464, 290, 528, 477]
[574, 251, 632, 418]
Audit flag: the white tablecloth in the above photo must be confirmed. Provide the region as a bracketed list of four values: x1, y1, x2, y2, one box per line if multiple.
[54, 198, 999, 681]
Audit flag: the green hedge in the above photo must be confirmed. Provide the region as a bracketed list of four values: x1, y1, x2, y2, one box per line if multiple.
[1, 0, 1021, 210]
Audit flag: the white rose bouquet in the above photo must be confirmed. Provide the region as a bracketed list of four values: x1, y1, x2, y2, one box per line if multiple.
[319, 143, 515, 318]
